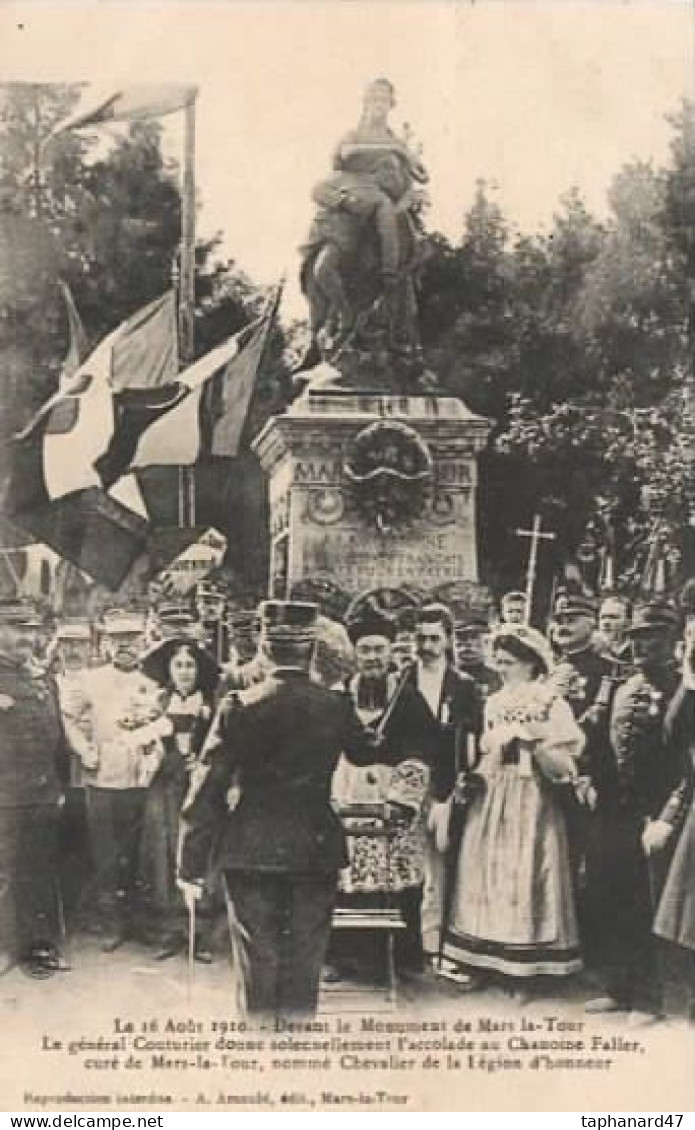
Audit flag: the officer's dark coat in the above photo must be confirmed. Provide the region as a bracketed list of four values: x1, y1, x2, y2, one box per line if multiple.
[557, 644, 619, 791]
[179, 668, 380, 882]
[0, 654, 64, 809]
[0, 653, 66, 956]
[596, 661, 683, 1008]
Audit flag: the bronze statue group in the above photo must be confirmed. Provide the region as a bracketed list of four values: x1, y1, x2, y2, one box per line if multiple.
[0, 576, 693, 1025]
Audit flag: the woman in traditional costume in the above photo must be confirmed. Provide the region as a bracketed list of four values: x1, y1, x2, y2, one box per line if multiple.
[138, 636, 219, 960]
[443, 624, 584, 988]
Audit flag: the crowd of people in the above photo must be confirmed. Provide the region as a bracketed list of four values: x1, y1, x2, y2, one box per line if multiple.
[0, 576, 693, 1024]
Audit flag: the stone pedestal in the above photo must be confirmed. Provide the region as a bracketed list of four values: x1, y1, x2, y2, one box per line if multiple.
[252, 391, 490, 603]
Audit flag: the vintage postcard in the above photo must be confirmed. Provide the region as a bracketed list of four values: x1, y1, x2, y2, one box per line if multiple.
[0, 0, 693, 1114]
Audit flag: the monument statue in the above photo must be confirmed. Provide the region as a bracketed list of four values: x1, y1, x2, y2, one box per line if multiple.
[255, 80, 489, 608]
[299, 77, 435, 389]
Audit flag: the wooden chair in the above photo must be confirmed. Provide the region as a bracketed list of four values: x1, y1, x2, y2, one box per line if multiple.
[320, 802, 406, 1011]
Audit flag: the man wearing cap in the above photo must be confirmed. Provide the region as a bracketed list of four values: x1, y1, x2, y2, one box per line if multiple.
[79, 610, 156, 950]
[549, 590, 624, 968]
[194, 582, 228, 663]
[0, 599, 69, 975]
[154, 600, 199, 642]
[595, 594, 632, 671]
[586, 601, 683, 1019]
[221, 609, 274, 693]
[454, 612, 500, 700]
[178, 600, 386, 1018]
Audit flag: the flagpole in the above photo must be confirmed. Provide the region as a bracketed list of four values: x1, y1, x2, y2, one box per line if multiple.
[179, 96, 197, 527]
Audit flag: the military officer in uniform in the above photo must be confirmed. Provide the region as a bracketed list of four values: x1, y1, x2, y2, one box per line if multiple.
[586, 601, 683, 1019]
[549, 591, 625, 966]
[178, 600, 384, 1019]
[453, 610, 500, 699]
[81, 610, 155, 951]
[596, 594, 632, 669]
[0, 599, 69, 975]
[194, 581, 228, 663]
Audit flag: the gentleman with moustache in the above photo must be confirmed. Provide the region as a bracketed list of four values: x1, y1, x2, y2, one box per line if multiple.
[408, 603, 482, 975]
[453, 610, 500, 700]
[549, 590, 623, 966]
[80, 609, 155, 951]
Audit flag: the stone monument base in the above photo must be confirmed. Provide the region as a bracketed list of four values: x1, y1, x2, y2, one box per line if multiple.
[252, 390, 490, 608]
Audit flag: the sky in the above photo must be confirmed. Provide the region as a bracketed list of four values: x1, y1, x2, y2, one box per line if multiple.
[1, 1, 693, 316]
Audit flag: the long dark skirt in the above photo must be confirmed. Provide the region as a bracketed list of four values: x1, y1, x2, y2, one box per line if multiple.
[139, 767, 188, 940]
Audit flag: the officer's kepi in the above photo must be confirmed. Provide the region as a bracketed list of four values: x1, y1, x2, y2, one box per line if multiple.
[553, 593, 598, 620]
[259, 600, 319, 643]
[0, 598, 43, 628]
[101, 610, 146, 636]
[626, 602, 680, 636]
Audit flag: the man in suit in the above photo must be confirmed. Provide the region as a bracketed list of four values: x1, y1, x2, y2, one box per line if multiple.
[409, 603, 482, 975]
[178, 600, 383, 1019]
[0, 599, 69, 976]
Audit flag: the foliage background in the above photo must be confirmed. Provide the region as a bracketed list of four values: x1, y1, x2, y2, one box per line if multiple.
[1, 84, 693, 609]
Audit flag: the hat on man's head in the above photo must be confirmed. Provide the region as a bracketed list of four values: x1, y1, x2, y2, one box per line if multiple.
[101, 609, 146, 636]
[56, 619, 91, 642]
[156, 601, 196, 627]
[226, 608, 258, 631]
[396, 606, 418, 635]
[0, 598, 42, 628]
[347, 608, 397, 646]
[260, 600, 319, 644]
[553, 591, 598, 619]
[626, 601, 680, 636]
[456, 607, 490, 632]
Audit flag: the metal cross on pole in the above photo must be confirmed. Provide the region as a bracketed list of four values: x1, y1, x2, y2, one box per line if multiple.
[516, 513, 556, 624]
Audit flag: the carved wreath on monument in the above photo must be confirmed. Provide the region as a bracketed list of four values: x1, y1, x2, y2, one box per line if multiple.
[343, 419, 433, 533]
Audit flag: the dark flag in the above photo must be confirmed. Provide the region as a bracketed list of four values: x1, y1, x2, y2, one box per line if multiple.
[2, 291, 177, 588]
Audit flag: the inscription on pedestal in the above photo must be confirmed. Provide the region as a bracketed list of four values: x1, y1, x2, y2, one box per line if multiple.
[297, 526, 472, 591]
[254, 394, 490, 599]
